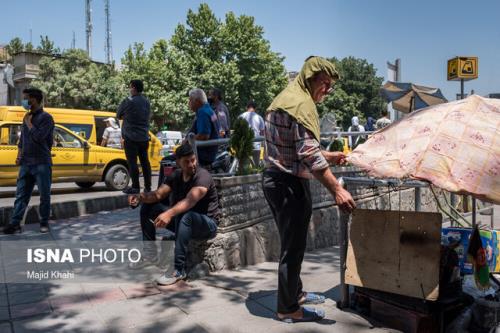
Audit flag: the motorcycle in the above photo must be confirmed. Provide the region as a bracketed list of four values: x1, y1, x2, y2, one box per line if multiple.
[157, 144, 235, 188]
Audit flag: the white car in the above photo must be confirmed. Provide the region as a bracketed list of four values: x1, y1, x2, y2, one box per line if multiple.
[157, 130, 183, 157]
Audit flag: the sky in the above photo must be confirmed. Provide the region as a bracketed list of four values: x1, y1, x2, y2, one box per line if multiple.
[2, 0, 499, 100]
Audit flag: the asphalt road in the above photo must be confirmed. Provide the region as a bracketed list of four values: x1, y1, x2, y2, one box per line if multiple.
[0, 175, 159, 208]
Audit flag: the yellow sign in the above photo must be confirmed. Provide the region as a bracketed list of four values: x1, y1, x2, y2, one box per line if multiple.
[447, 57, 478, 81]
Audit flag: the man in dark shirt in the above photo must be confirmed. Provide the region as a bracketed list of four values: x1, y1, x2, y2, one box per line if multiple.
[117, 79, 152, 194]
[187, 88, 220, 167]
[128, 143, 220, 285]
[208, 88, 230, 138]
[3, 88, 54, 234]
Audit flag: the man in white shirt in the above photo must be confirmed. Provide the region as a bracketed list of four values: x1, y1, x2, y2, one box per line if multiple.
[376, 110, 392, 130]
[239, 101, 265, 166]
[101, 118, 122, 149]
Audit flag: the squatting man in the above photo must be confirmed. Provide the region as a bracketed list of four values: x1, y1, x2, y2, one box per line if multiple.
[128, 142, 220, 285]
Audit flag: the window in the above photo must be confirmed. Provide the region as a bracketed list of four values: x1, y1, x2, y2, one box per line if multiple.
[95, 116, 116, 145]
[60, 123, 93, 140]
[53, 128, 82, 148]
[0, 124, 22, 146]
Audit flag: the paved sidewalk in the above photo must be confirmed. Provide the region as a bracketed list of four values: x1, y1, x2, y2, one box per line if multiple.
[0, 208, 399, 333]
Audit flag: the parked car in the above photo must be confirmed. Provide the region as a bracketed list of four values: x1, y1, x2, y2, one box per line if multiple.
[0, 106, 163, 190]
[1, 121, 131, 191]
[157, 130, 183, 157]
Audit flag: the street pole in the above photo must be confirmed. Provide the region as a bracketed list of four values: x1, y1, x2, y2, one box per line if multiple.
[450, 79, 466, 222]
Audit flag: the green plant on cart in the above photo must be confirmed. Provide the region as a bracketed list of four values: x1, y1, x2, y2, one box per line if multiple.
[230, 118, 255, 175]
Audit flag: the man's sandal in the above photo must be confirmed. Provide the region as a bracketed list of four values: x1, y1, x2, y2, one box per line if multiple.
[277, 307, 325, 323]
[299, 292, 326, 305]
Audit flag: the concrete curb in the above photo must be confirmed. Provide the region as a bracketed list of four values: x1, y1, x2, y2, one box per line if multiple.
[0, 194, 129, 226]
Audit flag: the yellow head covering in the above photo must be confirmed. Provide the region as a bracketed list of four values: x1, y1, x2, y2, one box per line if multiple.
[267, 56, 339, 141]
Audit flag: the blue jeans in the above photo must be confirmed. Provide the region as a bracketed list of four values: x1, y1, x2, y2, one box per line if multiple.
[10, 164, 52, 226]
[140, 203, 217, 272]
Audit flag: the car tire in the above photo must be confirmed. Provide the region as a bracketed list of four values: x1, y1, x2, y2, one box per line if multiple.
[104, 164, 129, 191]
[75, 181, 96, 188]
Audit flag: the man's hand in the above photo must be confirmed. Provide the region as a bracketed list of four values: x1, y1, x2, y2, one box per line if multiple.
[154, 211, 173, 228]
[324, 151, 347, 166]
[15, 157, 21, 166]
[334, 184, 356, 213]
[128, 194, 140, 208]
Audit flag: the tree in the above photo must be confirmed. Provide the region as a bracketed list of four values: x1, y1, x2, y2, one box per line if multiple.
[317, 57, 386, 129]
[24, 42, 34, 52]
[32, 48, 123, 110]
[119, 3, 287, 131]
[37, 35, 60, 55]
[5, 37, 24, 56]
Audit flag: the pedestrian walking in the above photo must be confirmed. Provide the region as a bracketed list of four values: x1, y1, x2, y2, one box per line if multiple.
[117, 79, 152, 194]
[263, 56, 356, 323]
[3, 88, 54, 234]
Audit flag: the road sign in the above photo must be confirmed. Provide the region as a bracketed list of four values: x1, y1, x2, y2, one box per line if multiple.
[447, 57, 478, 81]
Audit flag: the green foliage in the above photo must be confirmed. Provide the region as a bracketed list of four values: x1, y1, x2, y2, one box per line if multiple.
[230, 118, 254, 175]
[37, 35, 60, 55]
[121, 3, 287, 131]
[317, 56, 386, 129]
[31, 49, 124, 110]
[5, 36, 60, 57]
[328, 138, 344, 152]
[5, 37, 24, 56]
[24, 42, 34, 52]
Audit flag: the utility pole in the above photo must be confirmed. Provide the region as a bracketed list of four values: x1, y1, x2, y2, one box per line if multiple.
[104, 0, 113, 64]
[85, 0, 93, 58]
[72, 31, 76, 49]
[387, 58, 401, 120]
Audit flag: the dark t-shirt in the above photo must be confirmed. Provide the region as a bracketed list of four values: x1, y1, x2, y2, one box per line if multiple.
[116, 94, 151, 142]
[164, 167, 220, 221]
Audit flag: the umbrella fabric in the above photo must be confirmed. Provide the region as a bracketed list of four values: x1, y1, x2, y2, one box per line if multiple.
[347, 95, 500, 204]
[381, 81, 448, 113]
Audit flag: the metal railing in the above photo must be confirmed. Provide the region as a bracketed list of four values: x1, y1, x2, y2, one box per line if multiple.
[186, 131, 371, 176]
[186, 131, 495, 228]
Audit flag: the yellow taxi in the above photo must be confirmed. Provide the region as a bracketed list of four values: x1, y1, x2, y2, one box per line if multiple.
[0, 106, 162, 190]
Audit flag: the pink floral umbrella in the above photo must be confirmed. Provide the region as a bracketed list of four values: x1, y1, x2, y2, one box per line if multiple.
[347, 95, 500, 204]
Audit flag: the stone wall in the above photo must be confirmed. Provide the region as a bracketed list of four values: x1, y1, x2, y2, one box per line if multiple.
[187, 167, 442, 272]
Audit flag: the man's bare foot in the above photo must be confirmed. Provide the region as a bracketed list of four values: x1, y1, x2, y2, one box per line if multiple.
[298, 292, 306, 305]
[277, 308, 304, 320]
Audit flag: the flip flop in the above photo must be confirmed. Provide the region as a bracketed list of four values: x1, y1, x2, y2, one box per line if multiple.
[278, 307, 325, 323]
[301, 292, 326, 305]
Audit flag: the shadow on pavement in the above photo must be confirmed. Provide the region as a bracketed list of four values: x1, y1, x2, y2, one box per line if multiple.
[246, 289, 337, 326]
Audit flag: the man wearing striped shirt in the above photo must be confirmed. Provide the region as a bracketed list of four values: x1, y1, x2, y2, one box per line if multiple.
[263, 56, 355, 323]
